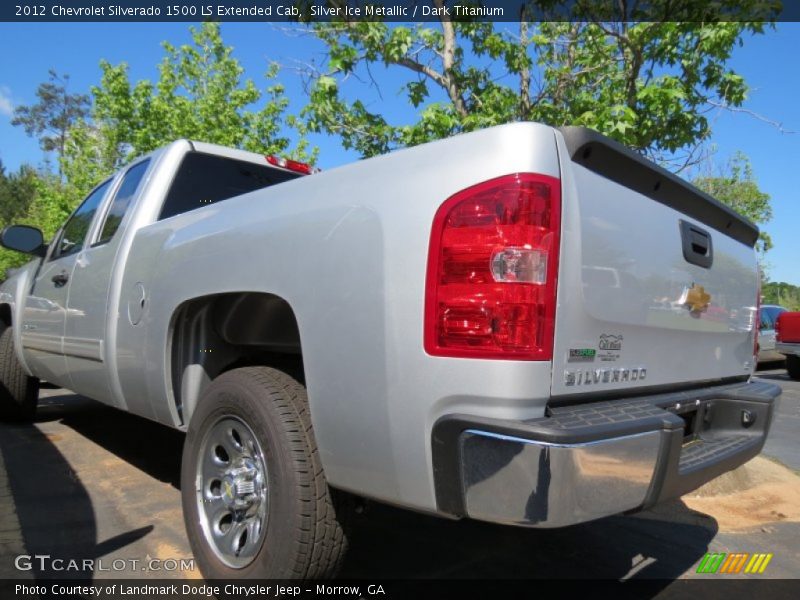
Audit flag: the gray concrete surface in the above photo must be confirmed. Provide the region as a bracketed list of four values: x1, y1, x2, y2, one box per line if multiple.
[759, 368, 800, 471]
[0, 368, 797, 586]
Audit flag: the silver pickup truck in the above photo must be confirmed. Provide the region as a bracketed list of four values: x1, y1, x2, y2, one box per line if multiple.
[0, 123, 781, 579]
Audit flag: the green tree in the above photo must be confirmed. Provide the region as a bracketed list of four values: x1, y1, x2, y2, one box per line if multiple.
[0, 162, 50, 279]
[763, 282, 800, 311]
[692, 152, 773, 254]
[2, 23, 311, 282]
[89, 22, 311, 170]
[11, 70, 90, 175]
[302, 2, 773, 169]
[0, 160, 38, 224]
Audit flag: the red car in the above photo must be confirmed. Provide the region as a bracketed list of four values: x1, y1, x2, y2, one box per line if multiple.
[776, 311, 800, 380]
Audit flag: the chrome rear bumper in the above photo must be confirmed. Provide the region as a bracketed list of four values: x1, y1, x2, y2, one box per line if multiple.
[432, 380, 780, 528]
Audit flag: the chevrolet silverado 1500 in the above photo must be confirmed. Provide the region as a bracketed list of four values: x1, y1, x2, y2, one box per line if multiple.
[0, 123, 780, 578]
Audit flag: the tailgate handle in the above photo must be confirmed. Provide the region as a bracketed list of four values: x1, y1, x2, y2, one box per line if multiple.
[679, 220, 713, 268]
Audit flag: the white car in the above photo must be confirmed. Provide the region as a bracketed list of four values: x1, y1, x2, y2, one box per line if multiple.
[758, 304, 788, 363]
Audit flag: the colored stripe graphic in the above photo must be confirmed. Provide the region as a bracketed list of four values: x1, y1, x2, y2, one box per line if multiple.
[719, 553, 749, 573]
[697, 553, 726, 573]
[744, 553, 774, 574]
[733, 553, 749, 574]
[698, 552, 773, 574]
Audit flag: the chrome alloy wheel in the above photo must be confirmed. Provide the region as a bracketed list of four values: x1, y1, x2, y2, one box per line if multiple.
[195, 416, 268, 568]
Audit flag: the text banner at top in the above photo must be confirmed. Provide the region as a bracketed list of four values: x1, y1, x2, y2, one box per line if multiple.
[2, 1, 796, 23]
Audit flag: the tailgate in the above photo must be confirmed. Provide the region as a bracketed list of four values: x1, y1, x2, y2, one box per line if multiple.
[551, 127, 760, 400]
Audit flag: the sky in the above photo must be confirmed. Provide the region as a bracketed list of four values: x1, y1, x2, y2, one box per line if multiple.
[0, 21, 797, 285]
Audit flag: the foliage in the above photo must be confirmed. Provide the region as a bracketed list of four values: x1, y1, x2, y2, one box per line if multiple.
[692, 152, 773, 254]
[2, 23, 311, 283]
[0, 160, 38, 224]
[11, 70, 90, 174]
[0, 163, 63, 278]
[89, 22, 312, 171]
[303, 2, 773, 170]
[763, 282, 800, 312]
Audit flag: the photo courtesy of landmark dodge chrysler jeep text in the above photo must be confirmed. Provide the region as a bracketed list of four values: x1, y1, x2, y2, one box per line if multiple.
[0, 123, 780, 579]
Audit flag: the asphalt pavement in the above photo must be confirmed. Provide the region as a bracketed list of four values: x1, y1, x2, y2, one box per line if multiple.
[0, 368, 798, 589]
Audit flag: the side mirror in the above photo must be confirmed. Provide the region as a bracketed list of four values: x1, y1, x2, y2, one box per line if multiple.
[0, 225, 46, 257]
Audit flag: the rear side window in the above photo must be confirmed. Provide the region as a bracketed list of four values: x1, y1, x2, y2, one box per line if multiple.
[159, 152, 298, 221]
[97, 159, 150, 245]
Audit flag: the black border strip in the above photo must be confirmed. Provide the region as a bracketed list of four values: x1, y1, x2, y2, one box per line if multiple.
[558, 126, 760, 248]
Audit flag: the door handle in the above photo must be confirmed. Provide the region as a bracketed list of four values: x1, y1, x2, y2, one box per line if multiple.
[51, 271, 69, 287]
[679, 220, 713, 268]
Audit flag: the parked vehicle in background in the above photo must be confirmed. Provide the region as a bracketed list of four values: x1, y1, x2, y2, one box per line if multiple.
[0, 123, 781, 579]
[776, 311, 800, 380]
[758, 304, 789, 363]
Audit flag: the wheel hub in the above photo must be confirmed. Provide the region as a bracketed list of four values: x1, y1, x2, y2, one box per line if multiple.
[221, 459, 259, 511]
[195, 416, 269, 569]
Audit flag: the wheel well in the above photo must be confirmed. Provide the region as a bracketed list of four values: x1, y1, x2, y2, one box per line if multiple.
[169, 292, 304, 425]
[0, 304, 11, 327]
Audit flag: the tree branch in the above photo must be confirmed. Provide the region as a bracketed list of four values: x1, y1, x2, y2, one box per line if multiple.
[706, 99, 796, 134]
[518, 14, 532, 120]
[435, 0, 468, 118]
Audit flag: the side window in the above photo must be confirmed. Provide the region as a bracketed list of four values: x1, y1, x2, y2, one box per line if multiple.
[760, 310, 773, 331]
[763, 307, 786, 329]
[96, 159, 150, 246]
[158, 152, 298, 221]
[54, 180, 112, 259]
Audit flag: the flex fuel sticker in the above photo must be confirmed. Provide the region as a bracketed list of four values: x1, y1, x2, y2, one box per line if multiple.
[568, 348, 596, 362]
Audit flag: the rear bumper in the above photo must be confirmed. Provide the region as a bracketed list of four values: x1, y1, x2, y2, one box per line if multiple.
[431, 380, 780, 528]
[776, 342, 800, 356]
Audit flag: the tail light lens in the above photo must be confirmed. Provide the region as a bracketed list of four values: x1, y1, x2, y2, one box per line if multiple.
[754, 269, 761, 357]
[265, 155, 318, 175]
[424, 173, 561, 360]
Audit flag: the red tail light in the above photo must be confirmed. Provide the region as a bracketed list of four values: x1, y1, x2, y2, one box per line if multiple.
[754, 269, 761, 357]
[424, 173, 561, 360]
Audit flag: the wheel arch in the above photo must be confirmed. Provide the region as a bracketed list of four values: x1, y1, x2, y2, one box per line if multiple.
[168, 292, 305, 426]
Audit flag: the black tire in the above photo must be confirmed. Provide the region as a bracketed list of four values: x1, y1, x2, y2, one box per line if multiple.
[0, 322, 39, 422]
[181, 366, 349, 579]
[787, 355, 800, 381]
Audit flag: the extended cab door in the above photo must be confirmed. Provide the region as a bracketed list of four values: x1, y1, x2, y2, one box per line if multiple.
[63, 159, 151, 407]
[21, 179, 113, 387]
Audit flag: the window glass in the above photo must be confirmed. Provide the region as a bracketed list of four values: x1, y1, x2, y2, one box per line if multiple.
[159, 152, 298, 221]
[764, 306, 786, 324]
[760, 310, 774, 330]
[55, 180, 112, 259]
[97, 159, 150, 245]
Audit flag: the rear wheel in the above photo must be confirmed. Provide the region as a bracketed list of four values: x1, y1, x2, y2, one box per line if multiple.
[181, 366, 349, 579]
[787, 355, 800, 381]
[0, 322, 39, 421]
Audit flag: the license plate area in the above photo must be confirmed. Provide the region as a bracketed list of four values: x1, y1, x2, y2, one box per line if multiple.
[678, 409, 699, 444]
[665, 401, 704, 445]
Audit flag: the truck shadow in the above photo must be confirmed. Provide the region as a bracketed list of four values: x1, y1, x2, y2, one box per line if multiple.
[38, 391, 185, 489]
[0, 415, 152, 581]
[6, 390, 718, 587]
[340, 500, 716, 582]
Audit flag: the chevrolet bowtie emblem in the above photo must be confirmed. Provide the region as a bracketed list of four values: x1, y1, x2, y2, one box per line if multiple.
[685, 284, 711, 313]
